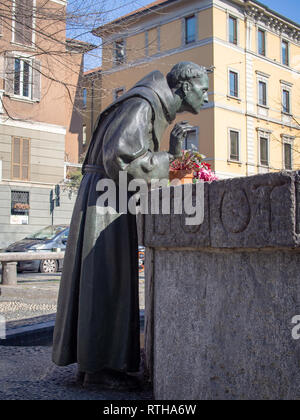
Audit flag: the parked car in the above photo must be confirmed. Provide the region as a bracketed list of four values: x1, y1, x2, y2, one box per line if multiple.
[139, 246, 145, 274]
[5, 225, 69, 273]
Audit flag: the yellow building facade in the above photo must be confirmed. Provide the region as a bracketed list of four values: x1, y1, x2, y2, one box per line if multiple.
[82, 66, 102, 154]
[92, 0, 300, 178]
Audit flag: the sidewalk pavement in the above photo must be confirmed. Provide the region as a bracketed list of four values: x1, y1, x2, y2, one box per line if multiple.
[0, 345, 152, 400]
[0, 272, 149, 400]
[0, 272, 60, 321]
[0, 271, 145, 321]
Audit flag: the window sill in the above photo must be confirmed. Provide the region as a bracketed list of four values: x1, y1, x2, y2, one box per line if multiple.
[282, 112, 293, 117]
[10, 179, 30, 183]
[6, 95, 38, 104]
[228, 159, 242, 166]
[11, 41, 36, 51]
[113, 62, 126, 67]
[257, 104, 269, 109]
[184, 40, 196, 46]
[227, 95, 241, 103]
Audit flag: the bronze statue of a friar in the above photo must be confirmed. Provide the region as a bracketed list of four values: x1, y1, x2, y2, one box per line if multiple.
[52, 62, 209, 389]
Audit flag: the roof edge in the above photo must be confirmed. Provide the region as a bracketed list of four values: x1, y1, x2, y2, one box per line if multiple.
[247, 0, 300, 29]
[93, 0, 299, 39]
[92, 0, 179, 37]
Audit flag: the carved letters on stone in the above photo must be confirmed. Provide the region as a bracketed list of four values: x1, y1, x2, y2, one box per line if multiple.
[210, 172, 298, 248]
[145, 184, 210, 247]
[220, 189, 251, 234]
[145, 172, 300, 249]
[251, 179, 288, 233]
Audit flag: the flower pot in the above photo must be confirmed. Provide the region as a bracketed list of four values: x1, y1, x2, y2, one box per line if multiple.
[169, 170, 194, 185]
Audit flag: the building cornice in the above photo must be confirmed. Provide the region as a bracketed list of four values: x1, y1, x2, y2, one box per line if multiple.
[245, 1, 300, 43]
[94, 0, 299, 44]
[66, 39, 96, 53]
[0, 118, 67, 135]
[93, 0, 181, 37]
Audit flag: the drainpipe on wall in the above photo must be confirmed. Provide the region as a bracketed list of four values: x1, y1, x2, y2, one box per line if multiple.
[91, 79, 95, 134]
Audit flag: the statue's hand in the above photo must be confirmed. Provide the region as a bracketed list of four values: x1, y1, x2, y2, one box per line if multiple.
[169, 122, 192, 160]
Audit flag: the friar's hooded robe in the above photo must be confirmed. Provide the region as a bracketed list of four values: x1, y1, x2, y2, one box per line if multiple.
[52, 70, 177, 373]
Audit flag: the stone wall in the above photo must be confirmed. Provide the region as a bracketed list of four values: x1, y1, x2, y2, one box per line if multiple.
[143, 171, 300, 400]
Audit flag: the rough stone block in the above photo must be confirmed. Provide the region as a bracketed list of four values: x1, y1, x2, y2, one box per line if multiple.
[153, 249, 300, 400]
[144, 183, 210, 248]
[145, 171, 300, 400]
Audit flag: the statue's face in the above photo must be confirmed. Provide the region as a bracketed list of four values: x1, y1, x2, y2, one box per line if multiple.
[182, 73, 209, 114]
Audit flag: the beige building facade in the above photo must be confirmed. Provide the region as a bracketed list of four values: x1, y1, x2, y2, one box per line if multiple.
[91, 0, 300, 179]
[0, 0, 86, 248]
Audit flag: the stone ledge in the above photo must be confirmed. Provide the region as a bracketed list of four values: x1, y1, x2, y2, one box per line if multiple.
[143, 171, 300, 249]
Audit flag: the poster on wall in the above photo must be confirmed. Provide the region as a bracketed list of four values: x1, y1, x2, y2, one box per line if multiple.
[10, 215, 29, 225]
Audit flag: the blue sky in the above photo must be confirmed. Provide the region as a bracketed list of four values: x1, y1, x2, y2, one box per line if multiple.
[113, 0, 300, 26]
[73, 0, 300, 70]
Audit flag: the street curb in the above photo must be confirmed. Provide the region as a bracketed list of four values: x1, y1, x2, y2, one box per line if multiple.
[0, 310, 145, 347]
[0, 320, 55, 346]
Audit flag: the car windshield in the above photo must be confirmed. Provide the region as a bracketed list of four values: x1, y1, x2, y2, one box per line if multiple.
[25, 226, 67, 241]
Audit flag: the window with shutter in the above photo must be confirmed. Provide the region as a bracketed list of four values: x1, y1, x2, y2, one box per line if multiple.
[282, 40, 289, 66]
[114, 40, 126, 65]
[11, 137, 30, 181]
[184, 129, 199, 151]
[258, 29, 266, 56]
[258, 81, 267, 106]
[229, 130, 240, 161]
[185, 16, 196, 44]
[282, 89, 291, 114]
[229, 16, 238, 45]
[5, 55, 40, 101]
[229, 71, 239, 98]
[284, 143, 292, 170]
[13, 58, 32, 98]
[260, 137, 269, 167]
[14, 0, 33, 46]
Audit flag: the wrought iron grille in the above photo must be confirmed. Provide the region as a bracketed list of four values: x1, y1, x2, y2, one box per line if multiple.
[11, 190, 30, 215]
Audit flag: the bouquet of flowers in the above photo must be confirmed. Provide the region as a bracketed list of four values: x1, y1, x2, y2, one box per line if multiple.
[195, 162, 218, 182]
[170, 150, 205, 172]
[170, 150, 218, 183]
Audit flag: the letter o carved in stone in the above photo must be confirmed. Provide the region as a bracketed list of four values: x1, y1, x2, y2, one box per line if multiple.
[220, 189, 251, 234]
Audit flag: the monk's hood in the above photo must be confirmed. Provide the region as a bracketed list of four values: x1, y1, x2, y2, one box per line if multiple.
[133, 70, 177, 123]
